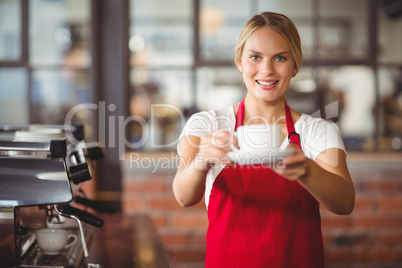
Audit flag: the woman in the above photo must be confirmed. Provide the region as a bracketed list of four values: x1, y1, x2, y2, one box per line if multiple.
[173, 12, 355, 268]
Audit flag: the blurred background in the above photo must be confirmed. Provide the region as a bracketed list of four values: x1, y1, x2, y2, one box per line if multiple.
[1, 0, 402, 267]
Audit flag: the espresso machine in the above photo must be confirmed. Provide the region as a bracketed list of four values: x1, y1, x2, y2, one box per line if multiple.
[0, 125, 113, 268]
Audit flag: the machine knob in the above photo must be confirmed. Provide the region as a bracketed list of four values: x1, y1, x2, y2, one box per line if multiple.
[69, 163, 91, 184]
[86, 146, 104, 160]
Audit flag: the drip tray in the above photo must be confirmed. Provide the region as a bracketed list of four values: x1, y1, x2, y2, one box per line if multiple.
[20, 227, 93, 268]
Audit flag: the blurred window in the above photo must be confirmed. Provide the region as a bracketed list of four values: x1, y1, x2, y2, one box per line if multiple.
[129, 68, 192, 151]
[285, 67, 318, 115]
[199, 0, 251, 62]
[130, 0, 193, 67]
[0, 68, 28, 124]
[0, 0, 21, 61]
[378, 4, 402, 64]
[318, 0, 369, 60]
[196, 67, 244, 111]
[0, 0, 92, 131]
[30, 0, 91, 126]
[129, 0, 193, 151]
[31, 69, 91, 125]
[379, 67, 402, 151]
[30, 0, 90, 67]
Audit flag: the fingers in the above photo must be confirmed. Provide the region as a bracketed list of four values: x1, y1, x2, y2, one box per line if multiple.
[273, 144, 308, 181]
[228, 132, 239, 149]
[274, 161, 308, 181]
[198, 130, 237, 167]
[210, 130, 238, 151]
[283, 144, 304, 164]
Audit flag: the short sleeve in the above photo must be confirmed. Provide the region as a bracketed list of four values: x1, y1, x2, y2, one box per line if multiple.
[177, 111, 215, 156]
[300, 116, 346, 160]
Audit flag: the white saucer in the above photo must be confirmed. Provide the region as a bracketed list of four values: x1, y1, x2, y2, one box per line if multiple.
[227, 148, 294, 165]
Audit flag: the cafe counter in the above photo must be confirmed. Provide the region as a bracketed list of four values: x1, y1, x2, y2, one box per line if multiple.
[85, 213, 172, 268]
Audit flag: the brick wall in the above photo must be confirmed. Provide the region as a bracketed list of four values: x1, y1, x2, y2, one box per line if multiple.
[121, 152, 402, 268]
[322, 153, 402, 268]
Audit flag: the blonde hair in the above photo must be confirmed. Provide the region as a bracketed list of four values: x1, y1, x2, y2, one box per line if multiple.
[235, 12, 302, 75]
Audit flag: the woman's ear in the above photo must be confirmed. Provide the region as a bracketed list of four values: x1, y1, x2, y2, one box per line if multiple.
[292, 63, 298, 76]
[236, 61, 243, 73]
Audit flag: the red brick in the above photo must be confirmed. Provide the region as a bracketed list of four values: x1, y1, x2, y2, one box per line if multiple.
[324, 248, 354, 263]
[329, 233, 371, 247]
[122, 196, 144, 212]
[354, 216, 400, 228]
[160, 233, 190, 246]
[123, 180, 166, 192]
[149, 215, 168, 228]
[354, 198, 376, 211]
[321, 233, 332, 246]
[379, 232, 402, 246]
[148, 198, 184, 210]
[378, 198, 402, 211]
[195, 232, 207, 245]
[167, 248, 206, 262]
[193, 199, 207, 210]
[355, 249, 400, 263]
[321, 215, 352, 229]
[363, 181, 400, 193]
[174, 263, 205, 268]
[173, 214, 208, 228]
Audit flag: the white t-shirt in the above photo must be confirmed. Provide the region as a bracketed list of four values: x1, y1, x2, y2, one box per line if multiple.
[177, 105, 346, 208]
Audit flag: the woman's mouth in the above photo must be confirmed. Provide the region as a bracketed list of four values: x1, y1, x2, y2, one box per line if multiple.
[256, 80, 278, 86]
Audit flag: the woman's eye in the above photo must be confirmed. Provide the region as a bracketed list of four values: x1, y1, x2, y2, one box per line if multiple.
[276, 56, 286, 61]
[251, 55, 260, 61]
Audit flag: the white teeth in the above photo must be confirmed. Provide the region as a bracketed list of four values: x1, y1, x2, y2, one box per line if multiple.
[257, 80, 277, 86]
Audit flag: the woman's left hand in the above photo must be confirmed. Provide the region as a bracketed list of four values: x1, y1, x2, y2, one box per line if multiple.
[274, 144, 355, 215]
[273, 143, 310, 181]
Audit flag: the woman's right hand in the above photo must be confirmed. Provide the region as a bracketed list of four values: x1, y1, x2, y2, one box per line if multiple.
[195, 129, 239, 171]
[173, 130, 238, 207]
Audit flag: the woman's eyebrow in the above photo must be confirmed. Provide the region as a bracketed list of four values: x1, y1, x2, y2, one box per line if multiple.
[273, 51, 291, 56]
[246, 50, 290, 55]
[246, 49, 262, 54]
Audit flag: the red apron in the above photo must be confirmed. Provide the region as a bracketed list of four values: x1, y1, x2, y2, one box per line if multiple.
[205, 100, 324, 268]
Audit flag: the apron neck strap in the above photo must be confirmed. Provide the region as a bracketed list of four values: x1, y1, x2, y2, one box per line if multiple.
[284, 102, 301, 148]
[234, 99, 245, 131]
[235, 99, 301, 148]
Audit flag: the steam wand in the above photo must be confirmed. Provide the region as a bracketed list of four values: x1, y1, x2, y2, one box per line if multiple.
[53, 204, 89, 258]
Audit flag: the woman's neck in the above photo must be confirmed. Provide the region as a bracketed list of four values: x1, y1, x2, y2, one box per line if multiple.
[243, 95, 287, 125]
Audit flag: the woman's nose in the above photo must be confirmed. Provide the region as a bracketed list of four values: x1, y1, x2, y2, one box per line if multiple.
[260, 60, 275, 75]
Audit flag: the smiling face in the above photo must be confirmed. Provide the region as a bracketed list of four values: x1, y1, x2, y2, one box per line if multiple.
[237, 27, 296, 104]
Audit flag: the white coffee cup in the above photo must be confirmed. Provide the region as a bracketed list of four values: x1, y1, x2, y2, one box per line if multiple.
[35, 228, 77, 255]
[233, 124, 282, 153]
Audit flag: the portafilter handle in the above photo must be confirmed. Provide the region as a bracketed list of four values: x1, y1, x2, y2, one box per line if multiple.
[54, 205, 89, 258]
